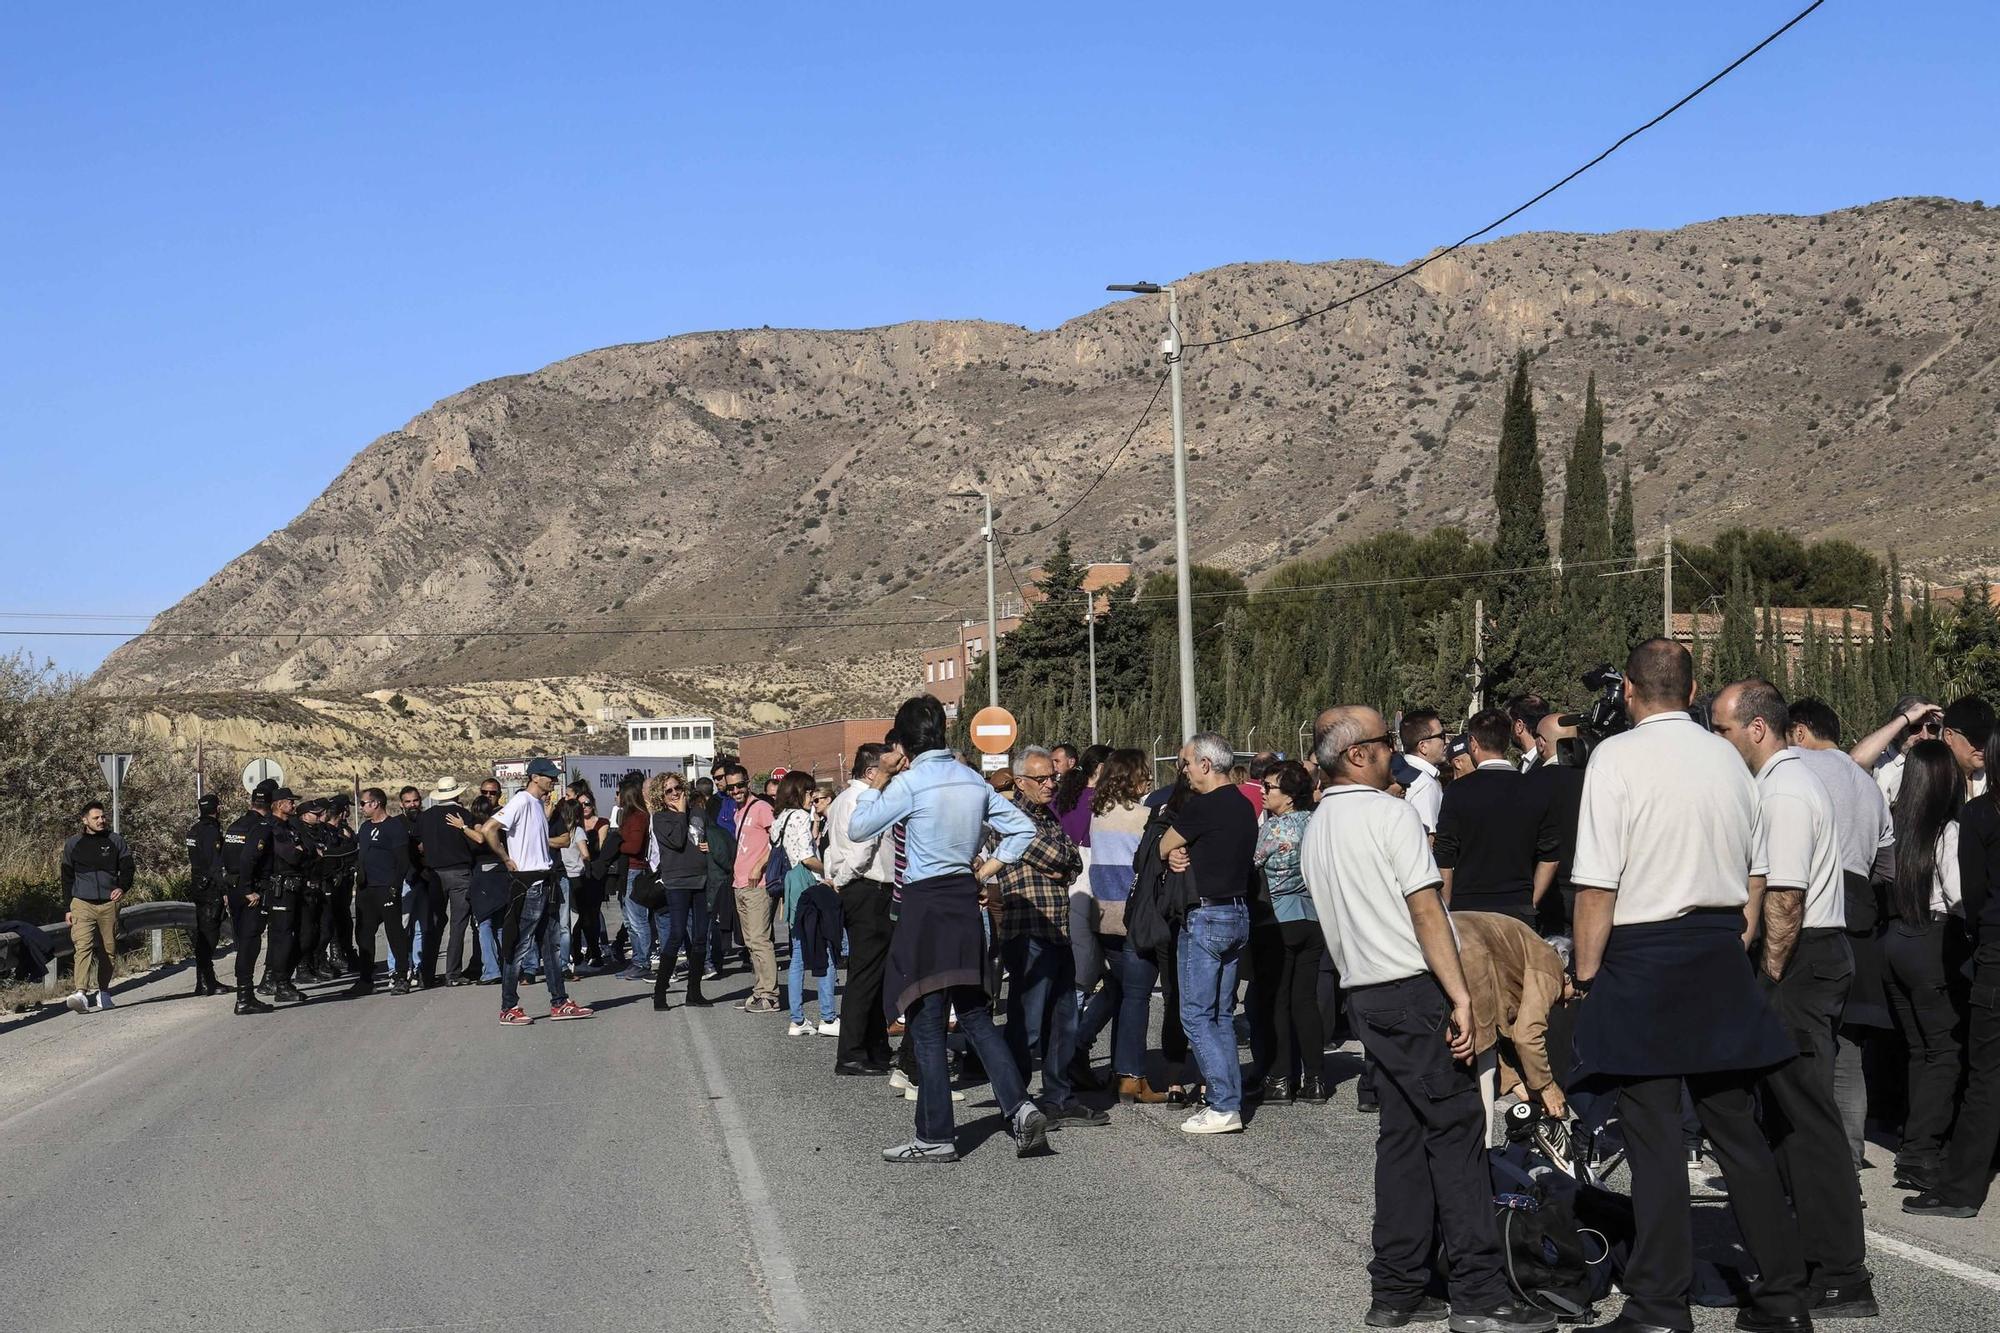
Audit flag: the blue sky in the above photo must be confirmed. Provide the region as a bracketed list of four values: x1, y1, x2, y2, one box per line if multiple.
[3, 0, 1995, 675]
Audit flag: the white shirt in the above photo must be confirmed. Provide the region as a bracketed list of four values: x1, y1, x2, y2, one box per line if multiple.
[1303, 783, 1442, 988]
[1790, 746, 1893, 878]
[1402, 754, 1443, 833]
[1572, 711, 1762, 926]
[1753, 750, 1846, 931]
[499, 790, 553, 873]
[1933, 823, 1963, 916]
[1873, 750, 1905, 807]
[823, 780, 896, 887]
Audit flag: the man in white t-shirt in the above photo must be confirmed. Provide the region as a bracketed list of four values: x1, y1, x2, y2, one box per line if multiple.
[1396, 708, 1447, 836]
[482, 757, 593, 1027]
[1569, 642, 1808, 1333]
[1713, 681, 1874, 1317]
[1849, 694, 1940, 807]
[1303, 705, 1551, 1333]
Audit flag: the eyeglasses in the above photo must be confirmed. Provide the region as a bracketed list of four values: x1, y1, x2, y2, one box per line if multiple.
[1416, 731, 1447, 745]
[1262, 781, 1283, 792]
[725, 782, 748, 793]
[1018, 772, 1055, 785]
[661, 786, 684, 796]
[1349, 733, 1395, 751]
[1915, 721, 1943, 736]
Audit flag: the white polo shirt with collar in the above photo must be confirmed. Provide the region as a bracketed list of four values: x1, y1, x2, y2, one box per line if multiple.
[1402, 753, 1443, 833]
[1571, 710, 1763, 927]
[1753, 748, 1846, 931]
[1302, 782, 1442, 988]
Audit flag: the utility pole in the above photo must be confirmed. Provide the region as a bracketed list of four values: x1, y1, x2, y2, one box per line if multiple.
[1108, 281, 1198, 741]
[951, 489, 1001, 710]
[1470, 597, 1485, 714]
[1662, 522, 1675, 641]
[1081, 586, 1099, 745]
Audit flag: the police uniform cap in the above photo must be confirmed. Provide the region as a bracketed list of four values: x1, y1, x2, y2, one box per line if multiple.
[269, 786, 299, 803]
[252, 778, 279, 804]
[197, 794, 220, 814]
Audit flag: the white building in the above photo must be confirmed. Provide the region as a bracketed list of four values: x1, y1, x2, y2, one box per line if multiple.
[625, 716, 719, 769]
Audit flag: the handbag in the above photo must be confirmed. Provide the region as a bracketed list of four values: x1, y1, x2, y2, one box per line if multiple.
[629, 864, 668, 911]
[468, 860, 512, 921]
[765, 809, 798, 897]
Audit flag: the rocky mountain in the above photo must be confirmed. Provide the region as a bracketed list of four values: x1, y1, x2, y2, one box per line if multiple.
[94, 196, 2000, 697]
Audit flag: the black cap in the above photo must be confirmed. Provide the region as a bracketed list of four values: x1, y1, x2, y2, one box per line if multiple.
[197, 794, 220, 814]
[1943, 696, 1995, 749]
[269, 786, 298, 803]
[251, 778, 278, 804]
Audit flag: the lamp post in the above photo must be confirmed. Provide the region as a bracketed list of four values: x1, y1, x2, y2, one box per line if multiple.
[1107, 281, 1196, 742]
[1080, 586, 1099, 745]
[949, 490, 1000, 711]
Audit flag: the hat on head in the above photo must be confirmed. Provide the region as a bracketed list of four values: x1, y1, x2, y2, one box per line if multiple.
[1445, 735, 1470, 760]
[1389, 754, 1419, 789]
[270, 787, 298, 803]
[298, 799, 324, 817]
[1943, 696, 1995, 749]
[198, 793, 220, 814]
[526, 757, 562, 780]
[430, 777, 465, 803]
[251, 778, 278, 805]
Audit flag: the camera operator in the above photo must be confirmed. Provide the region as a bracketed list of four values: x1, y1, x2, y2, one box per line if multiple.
[1568, 640, 1807, 1333]
[1713, 680, 1876, 1320]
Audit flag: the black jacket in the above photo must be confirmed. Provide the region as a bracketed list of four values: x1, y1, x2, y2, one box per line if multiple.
[221, 809, 267, 884]
[239, 815, 316, 888]
[1962, 795, 2000, 937]
[185, 815, 226, 896]
[61, 829, 134, 903]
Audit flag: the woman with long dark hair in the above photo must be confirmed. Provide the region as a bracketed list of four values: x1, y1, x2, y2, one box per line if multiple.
[1907, 725, 2000, 1218]
[1250, 760, 1325, 1103]
[615, 776, 659, 982]
[1881, 740, 1965, 1191]
[773, 770, 836, 1036]
[568, 790, 611, 971]
[1074, 748, 1163, 1101]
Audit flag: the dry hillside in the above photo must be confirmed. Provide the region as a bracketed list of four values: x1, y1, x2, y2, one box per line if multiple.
[94, 196, 2000, 697]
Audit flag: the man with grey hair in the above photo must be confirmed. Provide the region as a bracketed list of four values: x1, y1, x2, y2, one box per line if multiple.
[1160, 731, 1256, 1134]
[1303, 706, 1548, 1333]
[1712, 678, 1875, 1319]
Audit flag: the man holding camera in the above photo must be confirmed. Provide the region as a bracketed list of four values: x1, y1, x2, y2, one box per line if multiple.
[1568, 641, 1807, 1333]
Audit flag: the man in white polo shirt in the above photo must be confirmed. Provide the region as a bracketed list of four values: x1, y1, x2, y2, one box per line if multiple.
[1569, 641, 1807, 1333]
[1397, 708, 1448, 836]
[482, 758, 594, 1028]
[1303, 704, 1552, 1333]
[1713, 680, 1875, 1321]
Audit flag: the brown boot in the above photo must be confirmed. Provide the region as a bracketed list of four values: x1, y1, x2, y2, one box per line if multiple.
[1117, 1075, 1168, 1104]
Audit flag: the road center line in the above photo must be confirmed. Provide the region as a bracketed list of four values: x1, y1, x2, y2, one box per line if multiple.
[680, 1011, 812, 1333]
[1865, 1228, 2000, 1294]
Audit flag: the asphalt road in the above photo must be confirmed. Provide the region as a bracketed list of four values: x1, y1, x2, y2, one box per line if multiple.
[3, 956, 1997, 1333]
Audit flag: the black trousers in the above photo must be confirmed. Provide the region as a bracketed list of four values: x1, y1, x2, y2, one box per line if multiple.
[229, 895, 266, 987]
[1614, 1071, 1808, 1329]
[354, 880, 413, 983]
[423, 865, 473, 981]
[189, 893, 225, 983]
[1759, 931, 1867, 1287]
[1344, 974, 1509, 1311]
[1269, 919, 1326, 1082]
[838, 877, 895, 1066]
[1883, 918, 1966, 1166]
[1940, 933, 2000, 1208]
[1245, 920, 1281, 1080]
[293, 886, 322, 976]
[324, 874, 355, 961]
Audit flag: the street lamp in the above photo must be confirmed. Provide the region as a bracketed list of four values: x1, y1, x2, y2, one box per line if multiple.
[1107, 281, 1196, 742]
[949, 490, 1000, 712]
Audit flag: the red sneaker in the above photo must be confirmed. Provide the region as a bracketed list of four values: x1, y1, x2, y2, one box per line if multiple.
[548, 998, 594, 1021]
[500, 1006, 533, 1026]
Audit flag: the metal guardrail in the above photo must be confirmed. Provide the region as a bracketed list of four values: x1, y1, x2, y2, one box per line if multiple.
[0, 900, 199, 994]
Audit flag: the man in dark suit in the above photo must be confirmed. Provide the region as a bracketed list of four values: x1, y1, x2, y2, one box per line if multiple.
[1433, 709, 1559, 926]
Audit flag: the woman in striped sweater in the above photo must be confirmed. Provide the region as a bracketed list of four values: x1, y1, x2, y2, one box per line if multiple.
[1074, 749, 1168, 1103]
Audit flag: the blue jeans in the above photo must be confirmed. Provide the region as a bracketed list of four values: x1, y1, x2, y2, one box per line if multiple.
[788, 931, 837, 1025]
[909, 985, 1028, 1146]
[500, 874, 570, 1012]
[658, 885, 707, 979]
[1001, 933, 1077, 1102]
[1078, 933, 1160, 1078]
[1178, 901, 1249, 1112]
[523, 874, 571, 974]
[396, 877, 426, 974]
[623, 868, 661, 970]
[476, 917, 502, 982]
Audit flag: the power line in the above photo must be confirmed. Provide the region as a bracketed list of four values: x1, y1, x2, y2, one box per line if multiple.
[1001, 371, 1168, 539]
[1183, 0, 1827, 353]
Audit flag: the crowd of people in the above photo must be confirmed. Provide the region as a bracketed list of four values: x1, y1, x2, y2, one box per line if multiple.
[48, 645, 2000, 1333]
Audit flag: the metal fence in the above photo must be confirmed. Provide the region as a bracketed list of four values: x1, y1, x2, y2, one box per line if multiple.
[0, 900, 198, 995]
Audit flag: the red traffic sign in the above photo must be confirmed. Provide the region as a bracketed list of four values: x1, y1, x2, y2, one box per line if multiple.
[969, 706, 1019, 756]
[770, 766, 790, 779]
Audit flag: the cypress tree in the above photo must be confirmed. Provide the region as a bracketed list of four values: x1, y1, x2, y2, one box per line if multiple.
[1559, 373, 1614, 674]
[1489, 352, 1558, 693]
[1713, 550, 1758, 685]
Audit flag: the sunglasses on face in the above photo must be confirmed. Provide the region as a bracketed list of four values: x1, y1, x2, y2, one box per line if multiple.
[1350, 733, 1395, 751]
[725, 782, 748, 792]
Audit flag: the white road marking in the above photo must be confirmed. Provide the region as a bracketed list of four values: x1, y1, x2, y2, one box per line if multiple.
[681, 1011, 812, 1332]
[1867, 1227, 2000, 1294]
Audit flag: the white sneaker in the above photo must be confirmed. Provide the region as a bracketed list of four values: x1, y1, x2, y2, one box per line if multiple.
[817, 1019, 841, 1037]
[94, 991, 115, 1010]
[1180, 1107, 1244, 1135]
[65, 990, 90, 1014]
[888, 1068, 916, 1095]
[788, 1021, 815, 1036]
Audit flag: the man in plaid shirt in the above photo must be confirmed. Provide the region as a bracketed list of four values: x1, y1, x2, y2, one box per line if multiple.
[993, 746, 1107, 1128]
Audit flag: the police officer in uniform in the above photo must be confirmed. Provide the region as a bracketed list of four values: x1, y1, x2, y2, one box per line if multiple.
[224, 781, 276, 1015]
[293, 799, 331, 983]
[243, 787, 315, 1006]
[320, 795, 360, 975]
[183, 794, 229, 996]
